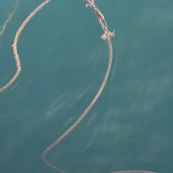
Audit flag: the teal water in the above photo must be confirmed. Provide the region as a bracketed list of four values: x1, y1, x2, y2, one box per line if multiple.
[0, 0, 173, 173]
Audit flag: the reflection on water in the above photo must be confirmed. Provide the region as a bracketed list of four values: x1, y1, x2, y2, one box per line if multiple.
[0, 0, 18, 36]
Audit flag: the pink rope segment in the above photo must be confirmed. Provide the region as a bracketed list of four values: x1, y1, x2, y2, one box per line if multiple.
[0, 0, 51, 93]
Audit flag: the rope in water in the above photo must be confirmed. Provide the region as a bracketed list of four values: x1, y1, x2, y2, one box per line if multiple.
[42, 1, 157, 173]
[41, 0, 114, 172]
[0, 0, 51, 93]
[0, 0, 158, 172]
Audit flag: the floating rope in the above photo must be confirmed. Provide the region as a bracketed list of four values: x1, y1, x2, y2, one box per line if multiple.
[42, 1, 157, 173]
[0, 0, 51, 93]
[0, 0, 158, 173]
[42, 0, 114, 172]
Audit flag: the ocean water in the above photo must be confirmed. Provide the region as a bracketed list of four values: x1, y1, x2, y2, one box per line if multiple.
[0, 0, 173, 173]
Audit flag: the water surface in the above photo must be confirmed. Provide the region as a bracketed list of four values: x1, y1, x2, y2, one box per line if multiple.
[0, 0, 173, 173]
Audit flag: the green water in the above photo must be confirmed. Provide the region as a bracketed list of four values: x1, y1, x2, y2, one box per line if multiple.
[0, 0, 173, 173]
